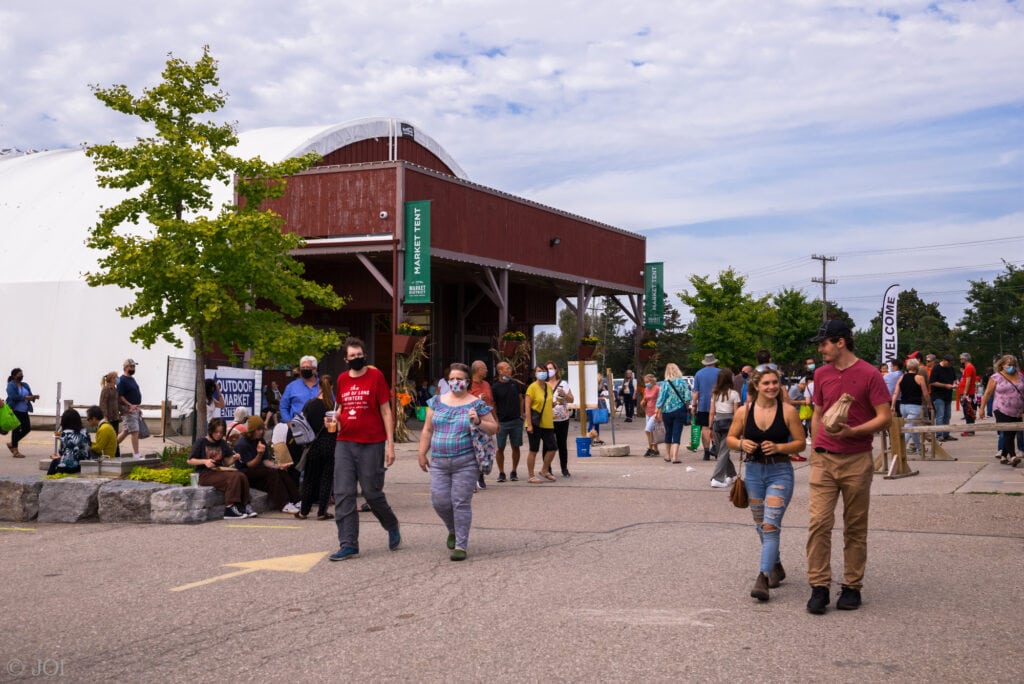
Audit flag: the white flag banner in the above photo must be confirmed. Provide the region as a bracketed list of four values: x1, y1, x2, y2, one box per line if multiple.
[881, 284, 900, 365]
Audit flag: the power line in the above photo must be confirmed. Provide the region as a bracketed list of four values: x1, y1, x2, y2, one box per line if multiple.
[834, 235, 1024, 258]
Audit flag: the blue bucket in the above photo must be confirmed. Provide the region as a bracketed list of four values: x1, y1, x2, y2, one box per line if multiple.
[576, 437, 592, 457]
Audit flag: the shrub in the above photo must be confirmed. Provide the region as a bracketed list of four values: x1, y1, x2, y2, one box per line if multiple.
[128, 466, 192, 486]
[44, 473, 76, 480]
[161, 445, 191, 469]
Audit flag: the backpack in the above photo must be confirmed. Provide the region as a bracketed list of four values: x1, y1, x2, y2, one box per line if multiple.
[290, 411, 317, 445]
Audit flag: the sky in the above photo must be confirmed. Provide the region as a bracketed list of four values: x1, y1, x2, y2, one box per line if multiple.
[2, 0, 1022, 331]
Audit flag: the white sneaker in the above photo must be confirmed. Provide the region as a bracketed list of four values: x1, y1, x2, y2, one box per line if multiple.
[282, 502, 300, 513]
[710, 478, 729, 488]
[244, 504, 258, 518]
[725, 476, 735, 486]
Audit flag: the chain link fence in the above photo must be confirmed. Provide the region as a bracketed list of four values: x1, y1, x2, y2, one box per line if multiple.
[163, 356, 197, 446]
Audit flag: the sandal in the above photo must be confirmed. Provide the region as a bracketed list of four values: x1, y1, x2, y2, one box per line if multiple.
[541, 471, 556, 481]
[1000, 457, 1010, 465]
[293, 512, 308, 520]
[671, 460, 682, 464]
[1011, 457, 1022, 468]
[528, 476, 542, 484]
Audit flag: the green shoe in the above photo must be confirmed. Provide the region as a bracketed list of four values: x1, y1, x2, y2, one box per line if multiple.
[450, 548, 467, 561]
[447, 532, 456, 550]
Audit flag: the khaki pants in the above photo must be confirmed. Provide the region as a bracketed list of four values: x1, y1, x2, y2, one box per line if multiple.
[806, 449, 873, 589]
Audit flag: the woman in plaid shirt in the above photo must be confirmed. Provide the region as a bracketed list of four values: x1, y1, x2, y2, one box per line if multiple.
[418, 363, 498, 560]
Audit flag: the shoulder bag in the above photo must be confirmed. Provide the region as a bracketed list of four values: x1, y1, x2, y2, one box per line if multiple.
[730, 402, 751, 508]
[530, 383, 548, 428]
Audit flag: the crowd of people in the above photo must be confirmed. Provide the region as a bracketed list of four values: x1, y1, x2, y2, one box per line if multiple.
[6, 324, 1021, 610]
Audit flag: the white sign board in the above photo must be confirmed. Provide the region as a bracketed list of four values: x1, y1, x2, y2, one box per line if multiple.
[204, 367, 263, 420]
[567, 361, 599, 409]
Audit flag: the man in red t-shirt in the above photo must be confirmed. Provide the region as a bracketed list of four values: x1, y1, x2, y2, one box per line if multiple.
[957, 352, 978, 436]
[468, 360, 495, 489]
[806, 319, 892, 615]
[328, 337, 400, 561]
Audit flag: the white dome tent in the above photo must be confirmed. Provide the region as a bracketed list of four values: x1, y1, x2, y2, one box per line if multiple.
[0, 118, 461, 425]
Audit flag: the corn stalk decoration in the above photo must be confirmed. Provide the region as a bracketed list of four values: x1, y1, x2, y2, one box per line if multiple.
[393, 336, 428, 443]
[490, 338, 533, 377]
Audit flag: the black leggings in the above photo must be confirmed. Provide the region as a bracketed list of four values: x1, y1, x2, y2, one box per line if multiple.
[11, 411, 31, 448]
[994, 410, 1019, 457]
[301, 440, 335, 516]
[553, 420, 570, 473]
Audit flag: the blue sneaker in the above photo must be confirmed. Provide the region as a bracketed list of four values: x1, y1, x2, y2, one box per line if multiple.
[388, 526, 402, 551]
[329, 546, 359, 561]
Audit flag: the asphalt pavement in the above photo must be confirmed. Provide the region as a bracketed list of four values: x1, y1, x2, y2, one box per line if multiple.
[1, 416, 1022, 683]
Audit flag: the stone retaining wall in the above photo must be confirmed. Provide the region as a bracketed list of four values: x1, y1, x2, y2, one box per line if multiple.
[0, 476, 270, 524]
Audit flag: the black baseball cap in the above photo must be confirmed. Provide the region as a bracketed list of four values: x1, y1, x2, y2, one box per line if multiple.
[810, 319, 853, 343]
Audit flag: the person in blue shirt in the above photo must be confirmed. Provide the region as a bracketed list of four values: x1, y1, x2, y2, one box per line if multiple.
[6, 368, 39, 458]
[279, 355, 321, 465]
[116, 358, 144, 459]
[691, 353, 721, 459]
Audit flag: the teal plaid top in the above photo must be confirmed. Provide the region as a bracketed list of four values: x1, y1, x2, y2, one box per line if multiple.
[428, 396, 493, 458]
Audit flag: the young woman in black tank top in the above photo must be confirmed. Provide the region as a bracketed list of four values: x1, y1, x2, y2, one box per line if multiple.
[726, 367, 806, 603]
[890, 359, 931, 455]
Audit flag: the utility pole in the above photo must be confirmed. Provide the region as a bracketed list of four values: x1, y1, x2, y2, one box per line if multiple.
[811, 254, 837, 322]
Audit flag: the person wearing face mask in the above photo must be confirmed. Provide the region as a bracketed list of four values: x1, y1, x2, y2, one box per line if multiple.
[491, 361, 525, 482]
[329, 337, 401, 561]
[116, 358, 143, 459]
[979, 355, 1024, 467]
[418, 363, 498, 560]
[525, 365, 558, 483]
[546, 361, 575, 477]
[5, 367, 40, 458]
[640, 374, 662, 457]
[280, 355, 322, 466]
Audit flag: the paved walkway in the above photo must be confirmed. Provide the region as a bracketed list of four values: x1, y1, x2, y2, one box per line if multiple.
[1, 417, 1021, 682]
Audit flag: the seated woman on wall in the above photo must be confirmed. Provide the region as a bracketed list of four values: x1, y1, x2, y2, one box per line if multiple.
[86, 405, 119, 458]
[48, 409, 92, 475]
[187, 418, 255, 519]
[234, 416, 302, 514]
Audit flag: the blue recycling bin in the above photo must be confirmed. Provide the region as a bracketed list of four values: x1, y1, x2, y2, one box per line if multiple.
[576, 436, 592, 457]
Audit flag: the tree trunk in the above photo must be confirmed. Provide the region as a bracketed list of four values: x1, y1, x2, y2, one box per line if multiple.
[193, 333, 208, 440]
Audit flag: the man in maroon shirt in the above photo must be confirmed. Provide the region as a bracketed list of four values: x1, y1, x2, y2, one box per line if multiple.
[806, 319, 892, 615]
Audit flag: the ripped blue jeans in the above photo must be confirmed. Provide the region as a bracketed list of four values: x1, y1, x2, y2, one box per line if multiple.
[744, 461, 794, 575]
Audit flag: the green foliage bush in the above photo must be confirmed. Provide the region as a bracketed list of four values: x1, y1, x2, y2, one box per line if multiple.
[161, 445, 191, 469]
[128, 466, 192, 486]
[44, 473, 76, 480]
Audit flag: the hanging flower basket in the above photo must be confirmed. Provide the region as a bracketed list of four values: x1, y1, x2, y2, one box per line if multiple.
[639, 348, 656, 362]
[501, 341, 523, 356]
[394, 334, 423, 356]
[578, 345, 595, 360]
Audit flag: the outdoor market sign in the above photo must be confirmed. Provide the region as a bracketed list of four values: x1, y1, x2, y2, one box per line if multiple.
[644, 262, 664, 329]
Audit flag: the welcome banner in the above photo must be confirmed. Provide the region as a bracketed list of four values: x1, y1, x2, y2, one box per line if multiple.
[404, 200, 431, 304]
[881, 283, 900, 365]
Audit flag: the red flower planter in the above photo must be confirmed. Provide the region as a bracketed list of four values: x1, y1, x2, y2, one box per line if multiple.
[578, 345, 596, 360]
[394, 334, 424, 355]
[639, 349, 656, 362]
[501, 341, 522, 357]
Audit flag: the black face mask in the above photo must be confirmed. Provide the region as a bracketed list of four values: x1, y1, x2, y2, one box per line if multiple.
[126, 369, 135, 376]
[347, 358, 367, 371]
[300, 369, 314, 379]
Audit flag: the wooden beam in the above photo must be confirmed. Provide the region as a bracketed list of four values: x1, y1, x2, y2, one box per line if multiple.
[357, 254, 393, 299]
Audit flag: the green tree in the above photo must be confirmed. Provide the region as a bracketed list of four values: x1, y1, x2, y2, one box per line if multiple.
[771, 288, 822, 372]
[645, 293, 691, 377]
[957, 262, 1024, 366]
[678, 268, 775, 371]
[85, 48, 345, 432]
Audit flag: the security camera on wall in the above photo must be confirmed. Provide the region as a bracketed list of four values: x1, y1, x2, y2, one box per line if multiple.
[379, 211, 389, 219]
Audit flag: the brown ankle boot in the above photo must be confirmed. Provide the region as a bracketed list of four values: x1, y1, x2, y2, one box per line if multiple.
[750, 572, 770, 602]
[768, 561, 786, 588]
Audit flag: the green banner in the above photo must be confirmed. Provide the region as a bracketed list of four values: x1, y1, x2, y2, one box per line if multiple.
[644, 262, 664, 329]
[404, 200, 431, 304]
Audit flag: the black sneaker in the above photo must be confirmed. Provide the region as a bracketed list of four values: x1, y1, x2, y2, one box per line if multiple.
[807, 586, 830, 614]
[477, 473, 487, 489]
[496, 473, 507, 483]
[509, 471, 518, 482]
[945, 436, 958, 441]
[224, 505, 246, 519]
[836, 585, 862, 610]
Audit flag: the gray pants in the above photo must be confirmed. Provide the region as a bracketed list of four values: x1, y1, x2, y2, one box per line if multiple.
[711, 419, 737, 483]
[333, 440, 398, 550]
[429, 452, 478, 550]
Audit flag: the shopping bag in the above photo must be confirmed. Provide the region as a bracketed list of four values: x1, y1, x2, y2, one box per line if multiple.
[593, 407, 610, 425]
[0, 403, 19, 433]
[689, 422, 701, 451]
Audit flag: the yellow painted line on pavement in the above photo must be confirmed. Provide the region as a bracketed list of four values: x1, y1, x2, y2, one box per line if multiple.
[225, 523, 302, 529]
[171, 551, 327, 592]
[0, 526, 35, 532]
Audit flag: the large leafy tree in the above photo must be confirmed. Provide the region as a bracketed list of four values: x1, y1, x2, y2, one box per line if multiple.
[956, 262, 1024, 367]
[771, 288, 823, 372]
[678, 268, 775, 371]
[85, 48, 345, 431]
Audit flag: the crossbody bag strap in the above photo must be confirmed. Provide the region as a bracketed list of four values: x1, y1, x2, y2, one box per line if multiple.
[667, 379, 686, 406]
